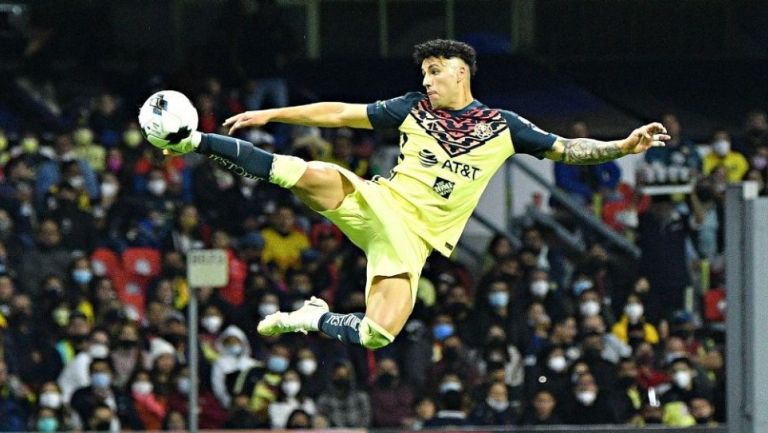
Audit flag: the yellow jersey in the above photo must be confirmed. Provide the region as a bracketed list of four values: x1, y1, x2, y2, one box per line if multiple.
[367, 92, 556, 256]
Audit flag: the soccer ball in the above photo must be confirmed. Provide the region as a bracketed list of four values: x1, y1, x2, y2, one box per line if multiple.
[138, 90, 198, 148]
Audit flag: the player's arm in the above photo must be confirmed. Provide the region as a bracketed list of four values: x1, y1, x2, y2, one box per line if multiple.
[544, 123, 670, 165]
[223, 103, 372, 134]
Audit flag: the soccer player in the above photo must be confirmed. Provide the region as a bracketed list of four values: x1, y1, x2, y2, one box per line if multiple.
[150, 39, 669, 350]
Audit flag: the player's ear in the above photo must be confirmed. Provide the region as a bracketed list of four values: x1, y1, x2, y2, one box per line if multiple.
[456, 65, 467, 83]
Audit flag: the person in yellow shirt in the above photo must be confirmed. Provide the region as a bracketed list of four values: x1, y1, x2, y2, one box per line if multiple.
[152, 39, 670, 350]
[612, 293, 659, 346]
[260, 204, 310, 276]
[702, 130, 748, 182]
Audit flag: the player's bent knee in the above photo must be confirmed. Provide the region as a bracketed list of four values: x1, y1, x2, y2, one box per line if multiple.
[358, 317, 395, 350]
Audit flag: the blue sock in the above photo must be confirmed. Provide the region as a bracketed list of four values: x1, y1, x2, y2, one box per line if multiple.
[319, 312, 364, 345]
[196, 133, 274, 179]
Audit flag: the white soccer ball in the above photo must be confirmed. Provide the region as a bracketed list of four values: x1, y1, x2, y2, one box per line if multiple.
[138, 90, 198, 148]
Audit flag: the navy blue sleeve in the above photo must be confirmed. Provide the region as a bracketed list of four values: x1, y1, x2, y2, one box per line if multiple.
[500, 110, 557, 159]
[366, 92, 424, 129]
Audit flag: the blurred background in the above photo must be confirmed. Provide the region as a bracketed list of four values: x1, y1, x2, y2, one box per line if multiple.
[0, 0, 760, 431]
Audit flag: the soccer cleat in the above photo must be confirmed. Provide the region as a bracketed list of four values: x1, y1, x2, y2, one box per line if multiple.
[160, 131, 201, 155]
[257, 296, 329, 336]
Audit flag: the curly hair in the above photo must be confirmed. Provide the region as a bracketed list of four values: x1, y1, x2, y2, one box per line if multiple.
[413, 39, 477, 76]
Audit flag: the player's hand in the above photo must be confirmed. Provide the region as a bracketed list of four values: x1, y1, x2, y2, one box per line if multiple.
[223, 110, 273, 135]
[622, 122, 670, 154]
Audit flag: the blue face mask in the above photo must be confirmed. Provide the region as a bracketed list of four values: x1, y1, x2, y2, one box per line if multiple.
[433, 323, 454, 341]
[488, 292, 510, 308]
[73, 269, 93, 285]
[572, 280, 594, 296]
[267, 356, 289, 373]
[37, 417, 59, 433]
[91, 372, 111, 389]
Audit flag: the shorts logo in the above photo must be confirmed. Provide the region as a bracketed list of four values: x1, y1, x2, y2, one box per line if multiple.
[432, 177, 455, 199]
[418, 149, 438, 167]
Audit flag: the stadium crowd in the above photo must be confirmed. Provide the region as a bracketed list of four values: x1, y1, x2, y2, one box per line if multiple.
[1, 70, 763, 431]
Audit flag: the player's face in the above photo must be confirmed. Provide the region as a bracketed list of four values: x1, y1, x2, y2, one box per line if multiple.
[421, 57, 464, 109]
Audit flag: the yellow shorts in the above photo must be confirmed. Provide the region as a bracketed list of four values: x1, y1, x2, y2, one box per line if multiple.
[318, 164, 432, 305]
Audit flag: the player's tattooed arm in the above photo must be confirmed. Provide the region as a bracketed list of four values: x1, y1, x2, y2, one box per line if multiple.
[548, 138, 626, 165]
[543, 122, 670, 165]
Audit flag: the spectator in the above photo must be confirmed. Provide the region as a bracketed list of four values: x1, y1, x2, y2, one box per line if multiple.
[521, 388, 562, 425]
[468, 381, 517, 426]
[0, 359, 30, 431]
[661, 356, 714, 405]
[110, 322, 147, 388]
[690, 396, 718, 426]
[268, 369, 317, 428]
[70, 358, 142, 430]
[18, 219, 72, 295]
[57, 328, 111, 402]
[521, 227, 567, 288]
[37, 381, 73, 429]
[563, 372, 621, 424]
[163, 409, 187, 431]
[369, 357, 415, 427]
[167, 366, 228, 429]
[738, 109, 768, 155]
[260, 204, 310, 277]
[294, 347, 324, 399]
[285, 408, 313, 429]
[526, 345, 570, 404]
[611, 292, 660, 347]
[689, 177, 721, 260]
[480, 234, 515, 274]
[35, 133, 99, 206]
[703, 129, 748, 182]
[423, 374, 468, 428]
[73, 127, 106, 173]
[211, 325, 258, 408]
[129, 369, 166, 430]
[316, 361, 371, 427]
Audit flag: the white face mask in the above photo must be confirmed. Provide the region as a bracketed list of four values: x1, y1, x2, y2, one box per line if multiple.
[281, 380, 301, 397]
[712, 139, 730, 156]
[580, 300, 600, 317]
[297, 359, 317, 376]
[547, 355, 567, 373]
[258, 303, 279, 317]
[101, 182, 119, 198]
[147, 179, 167, 196]
[486, 397, 510, 412]
[132, 381, 153, 395]
[673, 370, 692, 388]
[201, 315, 223, 333]
[530, 280, 549, 298]
[69, 176, 85, 189]
[625, 303, 644, 322]
[576, 390, 597, 406]
[89, 343, 110, 359]
[39, 391, 63, 409]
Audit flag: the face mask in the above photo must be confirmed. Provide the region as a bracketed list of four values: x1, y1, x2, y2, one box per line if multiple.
[712, 139, 730, 156]
[73, 269, 93, 285]
[625, 303, 644, 322]
[432, 323, 454, 341]
[69, 176, 85, 190]
[580, 300, 600, 317]
[258, 303, 279, 317]
[576, 390, 597, 406]
[39, 391, 63, 409]
[439, 381, 462, 394]
[132, 381, 153, 395]
[89, 343, 109, 359]
[267, 356, 289, 373]
[91, 372, 112, 389]
[547, 355, 567, 372]
[665, 352, 687, 365]
[147, 179, 167, 196]
[673, 370, 692, 388]
[488, 291, 509, 308]
[123, 130, 143, 148]
[530, 280, 549, 298]
[224, 344, 243, 357]
[751, 155, 768, 170]
[37, 417, 59, 433]
[74, 128, 94, 146]
[486, 397, 510, 412]
[21, 137, 39, 153]
[201, 315, 223, 333]
[101, 182, 118, 198]
[572, 280, 593, 296]
[282, 380, 301, 397]
[177, 377, 191, 395]
[297, 359, 317, 376]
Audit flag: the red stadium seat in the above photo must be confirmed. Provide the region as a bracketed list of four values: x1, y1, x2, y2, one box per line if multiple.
[122, 247, 162, 278]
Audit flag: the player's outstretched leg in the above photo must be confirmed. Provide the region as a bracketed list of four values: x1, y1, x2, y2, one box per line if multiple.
[258, 275, 412, 350]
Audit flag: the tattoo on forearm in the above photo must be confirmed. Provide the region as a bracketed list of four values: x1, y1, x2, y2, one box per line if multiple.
[560, 138, 626, 165]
